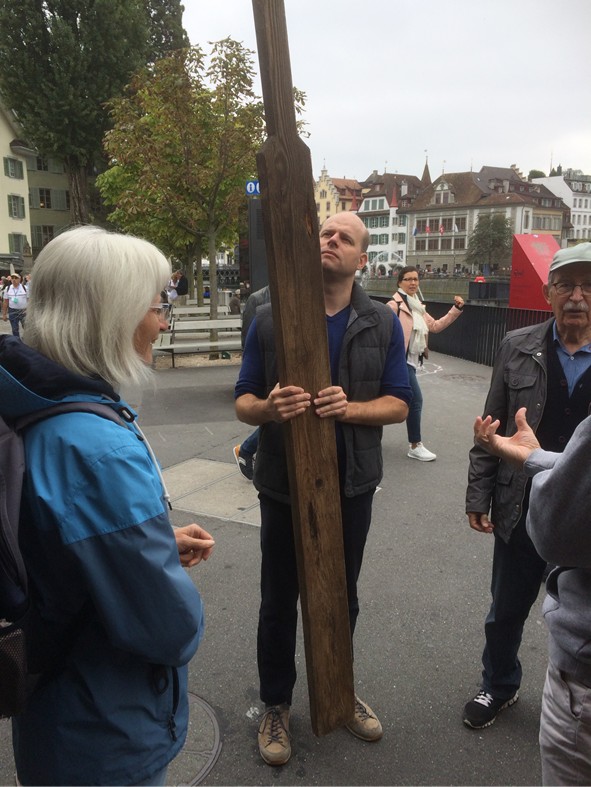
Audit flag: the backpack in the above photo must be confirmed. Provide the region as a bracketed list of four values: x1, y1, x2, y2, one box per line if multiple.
[0, 401, 127, 717]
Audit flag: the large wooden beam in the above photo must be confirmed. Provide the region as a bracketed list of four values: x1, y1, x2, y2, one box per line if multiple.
[251, 0, 354, 736]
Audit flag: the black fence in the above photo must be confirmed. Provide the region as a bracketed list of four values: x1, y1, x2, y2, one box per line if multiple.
[373, 297, 552, 367]
[421, 302, 551, 366]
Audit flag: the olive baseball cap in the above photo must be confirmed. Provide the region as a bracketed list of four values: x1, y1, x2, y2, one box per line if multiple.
[549, 242, 591, 273]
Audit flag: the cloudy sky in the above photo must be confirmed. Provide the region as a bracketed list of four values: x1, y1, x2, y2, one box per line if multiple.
[183, 0, 591, 183]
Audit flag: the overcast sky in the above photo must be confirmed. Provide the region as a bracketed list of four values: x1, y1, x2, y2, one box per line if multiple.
[183, 0, 591, 183]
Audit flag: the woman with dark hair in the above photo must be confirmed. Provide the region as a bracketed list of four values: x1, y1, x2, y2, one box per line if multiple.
[387, 265, 464, 461]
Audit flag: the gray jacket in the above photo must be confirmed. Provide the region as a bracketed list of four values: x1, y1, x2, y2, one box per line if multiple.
[253, 283, 399, 503]
[525, 416, 591, 685]
[466, 319, 552, 542]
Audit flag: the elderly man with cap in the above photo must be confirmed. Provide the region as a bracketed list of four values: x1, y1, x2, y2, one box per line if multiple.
[463, 242, 591, 730]
[2, 272, 28, 337]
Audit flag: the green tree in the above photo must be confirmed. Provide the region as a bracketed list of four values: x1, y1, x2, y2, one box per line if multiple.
[528, 169, 546, 180]
[465, 213, 513, 272]
[146, 0, 189, 63]
[0, 1, 189, 227]
[97, 41, 266, 313]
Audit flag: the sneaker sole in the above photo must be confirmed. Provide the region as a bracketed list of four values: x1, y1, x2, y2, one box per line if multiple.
[259, 746, 291, 766]
[345, 723, 383, 742]
[233, 447, 253, 480]
[463, 693, 519, 729]
[407, 453, 436, 462]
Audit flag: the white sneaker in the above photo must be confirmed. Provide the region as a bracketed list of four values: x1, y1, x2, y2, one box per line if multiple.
[407, 442, 436, 461]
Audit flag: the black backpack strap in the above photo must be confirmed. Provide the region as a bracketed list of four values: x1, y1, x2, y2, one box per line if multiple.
[15, 402, 135, 432]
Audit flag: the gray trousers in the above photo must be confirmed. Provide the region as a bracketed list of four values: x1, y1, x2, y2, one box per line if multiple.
[539, 658, 591, 785]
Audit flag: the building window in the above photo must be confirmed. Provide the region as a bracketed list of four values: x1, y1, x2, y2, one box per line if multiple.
[455, 217, 467, 231]
[524, 212, 530, 229]
[36, 157, 48, 171]
[326, 201, 331, 212]
[8, 194, 26, 219]
[8, 233, 26, 253]
[370, 234, 379, 245]
[32, 225, 55, 248]
[4, 157, 24, 179]
[415, 239, 426, 251]
[368, 216, 378, 228]
[379, 234, 389, 245]
[39, 188, 52, 209]
[428, 238, 438, 251]
[440, 238, 452, 250]
[398, 233, 406, 244]
[454, 237, 466, 250]
[379, 215, 389, 227]
[378, 198, 384, 210]
[398, 214, 406, 226]
[320, 189, 327, 199]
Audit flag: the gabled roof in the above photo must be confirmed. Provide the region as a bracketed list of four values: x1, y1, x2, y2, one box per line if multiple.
[360, 172, 423, 209]
[406, 166, 569, 212]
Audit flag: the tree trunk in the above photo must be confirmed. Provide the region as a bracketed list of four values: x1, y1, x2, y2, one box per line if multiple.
[65, 159, 90, 224]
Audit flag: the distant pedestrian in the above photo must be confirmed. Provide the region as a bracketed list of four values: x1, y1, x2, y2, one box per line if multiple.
[2, 273, 28, 337]
[174, 269, 189, 305]
[387, 266, 464, 461]
[229, 289, 241, 315]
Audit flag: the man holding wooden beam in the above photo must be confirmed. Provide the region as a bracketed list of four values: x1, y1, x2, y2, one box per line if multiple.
[235, 211, 412, 765]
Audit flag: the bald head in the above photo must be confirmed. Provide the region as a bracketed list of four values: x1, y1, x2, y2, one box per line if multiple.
[321, 213, 369, 253]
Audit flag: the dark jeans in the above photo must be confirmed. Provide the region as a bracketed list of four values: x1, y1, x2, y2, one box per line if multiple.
[481, 510, 546, 699]
[241, 427, 259, 456]
[257, 489, 374, 706]
[406, 364, 423, 444]
[8, 309, 26, 337]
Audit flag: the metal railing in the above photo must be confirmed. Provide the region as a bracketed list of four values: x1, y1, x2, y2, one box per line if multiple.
[418, 302, 551, 366]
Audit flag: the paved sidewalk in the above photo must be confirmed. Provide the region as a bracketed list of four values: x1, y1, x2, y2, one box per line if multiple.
[0, 350, 548, 786]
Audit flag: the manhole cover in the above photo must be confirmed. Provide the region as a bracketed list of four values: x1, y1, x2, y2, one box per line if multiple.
[166, 692, 221, 785]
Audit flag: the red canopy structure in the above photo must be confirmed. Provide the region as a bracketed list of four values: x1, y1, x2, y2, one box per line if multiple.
[509, 234, 560, 311]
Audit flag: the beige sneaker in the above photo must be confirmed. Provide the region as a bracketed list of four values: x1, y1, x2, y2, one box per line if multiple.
[258, 704, 291, 765]
[346, 696, 383, 741]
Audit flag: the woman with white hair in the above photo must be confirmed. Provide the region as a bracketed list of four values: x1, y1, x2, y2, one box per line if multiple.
[0, 225, 214, 786]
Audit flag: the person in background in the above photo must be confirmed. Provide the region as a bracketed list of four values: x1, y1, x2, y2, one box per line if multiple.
[463, 241, 591, 730]
[229, 289, 242, 315]
[2, 273, 29, 338]
[0, 226, 215, 786]
[387, 265, 464, 461]
[235, 213, 411, 766]
[174, 269, 189, 305]
[473, 406, 591, 785]
[233, 284, 271, 481]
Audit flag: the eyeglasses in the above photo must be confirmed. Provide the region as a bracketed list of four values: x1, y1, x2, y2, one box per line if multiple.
[150, 303, 171, 316]
[401, 277, 419, 283]
[552, 282, 591, 296]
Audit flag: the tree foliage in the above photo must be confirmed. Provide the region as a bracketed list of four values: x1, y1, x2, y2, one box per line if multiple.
[146, 0, 189, 63]
[0, 0, 189, 224]
[528, 169, 546, 180]
[465, 213, 513, 270]
[97, 40, 266, 312]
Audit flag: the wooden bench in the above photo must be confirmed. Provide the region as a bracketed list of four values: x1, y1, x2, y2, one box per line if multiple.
[171, 304, 230, 318]
[154, 317, 242, 367]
